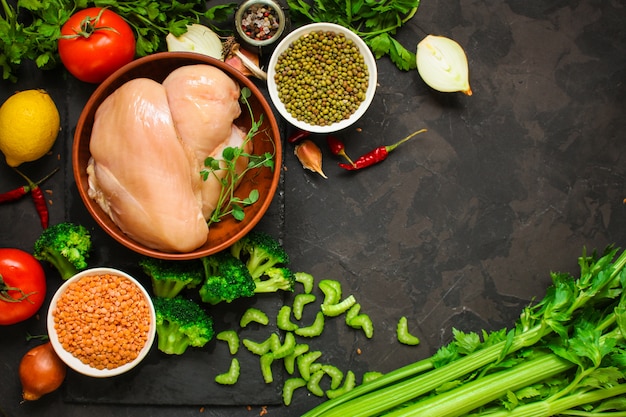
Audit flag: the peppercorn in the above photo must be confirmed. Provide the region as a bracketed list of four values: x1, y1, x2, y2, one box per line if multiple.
[240, 4, 280, 42]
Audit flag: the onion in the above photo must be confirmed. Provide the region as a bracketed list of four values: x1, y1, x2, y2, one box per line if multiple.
[416, 35, 472, 96]
[166, 24, 224, 60]
[19, 342, 67, 401]
[166, 25, 267, 80]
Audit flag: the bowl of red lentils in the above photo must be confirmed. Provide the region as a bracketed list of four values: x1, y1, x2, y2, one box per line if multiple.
[47, 267, 156, 378]
[266, 22, 378, 133]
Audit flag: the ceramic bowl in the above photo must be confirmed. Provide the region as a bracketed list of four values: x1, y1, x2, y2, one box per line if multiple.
[47, 268, 156, 378]
[73, 52, 282, 260]
[266, 22, 377, 133]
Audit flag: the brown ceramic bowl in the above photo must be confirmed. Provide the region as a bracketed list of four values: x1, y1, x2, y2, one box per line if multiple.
[73, 52, 282, 260]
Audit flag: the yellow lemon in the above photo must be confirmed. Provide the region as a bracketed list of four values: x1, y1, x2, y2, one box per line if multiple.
[0, 89, 61, 167]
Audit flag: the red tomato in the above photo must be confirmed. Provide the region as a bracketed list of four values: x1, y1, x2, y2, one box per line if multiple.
[58, 7, 136, 84]
[0, 248, 47, 325]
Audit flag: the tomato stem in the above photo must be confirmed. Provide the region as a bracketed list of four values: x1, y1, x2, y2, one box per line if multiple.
[0, 274, 37, 304]
[60, 7, 120, 39]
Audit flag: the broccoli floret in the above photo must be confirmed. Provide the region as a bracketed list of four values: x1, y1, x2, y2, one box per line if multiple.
[230, 231, 289, 279]
[33, 222, 92, 280]
[152, 296, 215, 355]
[254, 267, 296, 293]
[140, 257, 204, 299]
[199, 252, 256, 305]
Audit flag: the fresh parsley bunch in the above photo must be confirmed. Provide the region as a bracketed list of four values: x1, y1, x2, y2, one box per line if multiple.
[286, 0, 420, 71]
[0, 0, 236, 82]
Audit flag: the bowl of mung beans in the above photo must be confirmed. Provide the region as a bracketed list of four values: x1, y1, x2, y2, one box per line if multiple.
[267, 22, 378, 133]
[47, 267, 156, 378]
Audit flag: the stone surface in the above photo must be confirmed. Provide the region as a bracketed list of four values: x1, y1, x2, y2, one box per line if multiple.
[1, 0, 625, 416]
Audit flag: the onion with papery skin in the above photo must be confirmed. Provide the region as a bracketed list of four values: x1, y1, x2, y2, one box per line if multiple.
[19, 342, 67, 401]
[416, 35, 472, 96]
[166, 24, 224, 60]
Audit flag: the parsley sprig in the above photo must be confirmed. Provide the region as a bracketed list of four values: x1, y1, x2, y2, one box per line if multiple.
[201, 87, 275, 225]
[286, 0, 420, 71]
[0, 0, 236, 82]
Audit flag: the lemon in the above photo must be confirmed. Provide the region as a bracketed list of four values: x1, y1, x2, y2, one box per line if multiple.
[0, 89, 61, 167]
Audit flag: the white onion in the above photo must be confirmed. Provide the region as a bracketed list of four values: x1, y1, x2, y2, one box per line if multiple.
[416, 35, 472, 96]
[166, 24, 224, 60]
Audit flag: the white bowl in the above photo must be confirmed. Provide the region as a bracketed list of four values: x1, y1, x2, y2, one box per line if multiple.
[267, 22, 378, 133]
[47, 267, 156, 378]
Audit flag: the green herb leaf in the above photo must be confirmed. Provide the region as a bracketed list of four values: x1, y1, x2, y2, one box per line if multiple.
[287, 0, 420, 71]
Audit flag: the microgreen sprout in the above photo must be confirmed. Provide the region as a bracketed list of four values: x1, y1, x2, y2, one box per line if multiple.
[201, 87, 275, 225]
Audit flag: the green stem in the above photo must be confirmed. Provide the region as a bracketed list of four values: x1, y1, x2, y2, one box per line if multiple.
[353, 7, 419, 38]
[302, 356, 435, 417]
[1, 0, 14, 21]
[304, 325, 547, 417]
[386, 129, 427, 153]
[386, 352, 575, 417]
[484, 384, 626, 417]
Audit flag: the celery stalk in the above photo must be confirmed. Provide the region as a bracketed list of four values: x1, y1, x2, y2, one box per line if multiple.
[385, 352, 575, 417]
[482, 384, 626, 417]
[302, 248, 626, 417]
[306, 326, 547, 417]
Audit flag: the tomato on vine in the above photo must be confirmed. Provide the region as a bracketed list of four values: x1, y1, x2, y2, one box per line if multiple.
[58, 7, 136, 84]
[0, 248, 47, 325]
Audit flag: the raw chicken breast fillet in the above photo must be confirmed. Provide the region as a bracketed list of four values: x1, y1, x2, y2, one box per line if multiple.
[163, 64, 251, 219]
[87, 78, 208, 253]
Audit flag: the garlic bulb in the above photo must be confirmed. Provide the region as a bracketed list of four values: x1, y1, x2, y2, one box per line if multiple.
[416, 35, 472, 95]
[166, 24, 224, 60]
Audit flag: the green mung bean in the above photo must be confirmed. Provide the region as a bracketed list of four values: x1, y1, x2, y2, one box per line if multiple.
[274, 30, 369, 126]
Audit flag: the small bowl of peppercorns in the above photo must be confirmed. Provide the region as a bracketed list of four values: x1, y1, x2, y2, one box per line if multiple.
[47, 267, 156, 378]
[235, 0, 288, 56]
[266, 22, 378, 134]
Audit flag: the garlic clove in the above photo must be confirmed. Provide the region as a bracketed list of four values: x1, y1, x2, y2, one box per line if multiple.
[416, 35, 472, 96]
[294, 140, 327, 179]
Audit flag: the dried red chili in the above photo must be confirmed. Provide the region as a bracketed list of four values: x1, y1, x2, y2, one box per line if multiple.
[0, 168, 58, 204]
[287, 129, 311, 144]
[0, 186, 30, 203]
[339, 129, 427, 171]
[13, 169, 58, 229]
[326, 135, 355, 167]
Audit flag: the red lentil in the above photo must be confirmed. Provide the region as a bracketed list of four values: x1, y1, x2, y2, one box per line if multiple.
[53, 273, 151, 370]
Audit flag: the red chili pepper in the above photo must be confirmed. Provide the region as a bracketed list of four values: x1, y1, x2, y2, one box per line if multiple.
[0, 168, 59, 204]
[13, 168, 58, 229]
[339, 129, 427, 171]
[326, 135, 355, 167]
[0, 186, 30, 203]
[287, 129, 311, 144]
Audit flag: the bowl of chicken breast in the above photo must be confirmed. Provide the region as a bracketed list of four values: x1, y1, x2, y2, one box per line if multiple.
[72, 52, 282, 260]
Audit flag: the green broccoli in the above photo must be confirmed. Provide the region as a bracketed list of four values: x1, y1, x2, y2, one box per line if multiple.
[254, 266, 296, 293]
[230, 230, 290, 279]
[152, 296, 215, 355]
[139, 257, 204, 299]
[199, 252, 256, 305]
[33, 222, 92, 280]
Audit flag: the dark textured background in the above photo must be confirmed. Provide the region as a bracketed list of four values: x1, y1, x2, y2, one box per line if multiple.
[1, 0, 626, 416]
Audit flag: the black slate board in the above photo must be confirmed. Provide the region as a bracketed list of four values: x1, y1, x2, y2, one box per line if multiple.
[62, 295, 286, 405]
[46, 108, 288, 405]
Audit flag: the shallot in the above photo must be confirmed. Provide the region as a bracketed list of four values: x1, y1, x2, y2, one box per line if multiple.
[19, 342, 67, 401]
